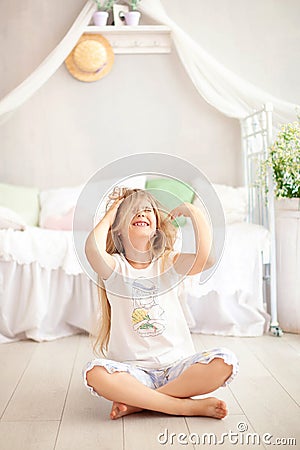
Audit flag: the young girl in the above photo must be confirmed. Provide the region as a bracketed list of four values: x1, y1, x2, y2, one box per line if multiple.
[83, 187, 238, 420]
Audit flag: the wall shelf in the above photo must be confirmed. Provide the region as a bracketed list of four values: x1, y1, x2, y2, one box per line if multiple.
[84, 25, 172, 54]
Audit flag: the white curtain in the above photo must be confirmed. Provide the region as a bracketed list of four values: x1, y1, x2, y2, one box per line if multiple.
[139, 0, 298, 124]
[0, 1, 96, 124]
[0, 0, 298, 125]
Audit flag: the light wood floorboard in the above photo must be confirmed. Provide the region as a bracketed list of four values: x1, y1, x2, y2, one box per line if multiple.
[54, 335, 123, 450]
[197, 333, 300, 449]
[2, 336, 79, 421]
[124, 411, 194, 449]
[0, 421, 59, 450]
[243, 334, 300, 404]
[0, 340, 37, 418]
[284, 332, 300, 353]
[0, 332, 299, 450]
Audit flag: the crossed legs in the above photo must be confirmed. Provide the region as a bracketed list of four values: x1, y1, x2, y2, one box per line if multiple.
[86, 358, 233, 420]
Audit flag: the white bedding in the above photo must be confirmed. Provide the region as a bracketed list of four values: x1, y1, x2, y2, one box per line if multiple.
[0, 260, 98, 343]
[0, 226, 82, 274]
[182, 222, 271, 336]
[0, 222, 271, 342]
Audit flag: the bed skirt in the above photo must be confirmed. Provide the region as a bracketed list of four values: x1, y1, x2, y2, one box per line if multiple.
[0, 260, 99, 343]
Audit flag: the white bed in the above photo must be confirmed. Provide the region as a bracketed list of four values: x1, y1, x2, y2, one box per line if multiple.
[181, 220, 270, 336]
[0, 227, 98, 343]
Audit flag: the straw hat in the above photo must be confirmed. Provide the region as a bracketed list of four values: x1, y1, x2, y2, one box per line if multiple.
[65, 34, 114, 82]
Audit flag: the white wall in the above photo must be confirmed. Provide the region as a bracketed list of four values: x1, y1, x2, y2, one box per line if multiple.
[0, 0, 299, 189]
[164, 0, 300, 104]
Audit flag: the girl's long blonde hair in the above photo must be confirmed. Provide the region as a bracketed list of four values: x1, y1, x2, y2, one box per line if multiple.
[92, 187, 177, 356]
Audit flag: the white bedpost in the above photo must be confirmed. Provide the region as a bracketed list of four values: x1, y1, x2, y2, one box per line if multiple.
[240, 119, 250, 222]
[265, 103, 282, 336]
[240, 103, 282, 336]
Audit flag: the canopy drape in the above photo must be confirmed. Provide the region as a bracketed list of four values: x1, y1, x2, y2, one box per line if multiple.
[0, 0, 298, 125]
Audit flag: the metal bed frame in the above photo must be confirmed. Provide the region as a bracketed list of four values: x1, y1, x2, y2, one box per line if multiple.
[241, 103, 283, 336]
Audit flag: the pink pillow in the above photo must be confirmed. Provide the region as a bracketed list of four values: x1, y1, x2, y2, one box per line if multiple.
[42, 207, 75, 231]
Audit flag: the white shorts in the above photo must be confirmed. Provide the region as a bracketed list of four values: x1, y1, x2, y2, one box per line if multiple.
[83, 347, 239, 397]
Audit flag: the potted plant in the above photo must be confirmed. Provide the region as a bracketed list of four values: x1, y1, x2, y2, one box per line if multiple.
[92, 0, 115, 26]
[259, 119, 300, 212]
[259, 118, 300, 333]
[124, 0, 142, 26]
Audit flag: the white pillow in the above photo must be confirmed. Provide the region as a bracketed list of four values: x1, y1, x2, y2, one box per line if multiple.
[212, 184, 248, 224]
[39, 185, 83, 228]
[0, 206, 27, 231]
[191, 179, 248, 224]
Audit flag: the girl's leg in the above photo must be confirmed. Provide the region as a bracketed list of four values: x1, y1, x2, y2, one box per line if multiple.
[157, 358, 233, 397]
[86, 365, 227, 420]
[111, 358, 232, 419]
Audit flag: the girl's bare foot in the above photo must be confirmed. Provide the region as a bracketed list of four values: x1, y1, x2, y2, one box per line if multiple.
[109, 397, 227, 420]
[184, 397, 228, 419]
[110, 401, 144, 420]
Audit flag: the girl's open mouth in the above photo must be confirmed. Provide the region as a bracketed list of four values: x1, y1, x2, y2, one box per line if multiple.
[132, 221, 149, 227]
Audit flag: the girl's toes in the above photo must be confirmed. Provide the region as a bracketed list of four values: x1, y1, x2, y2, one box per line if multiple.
[110, 402, 128, 420]
[110, 408, 117, 419]
[216, 401, 228, 418]
[118, 403, 128, 412]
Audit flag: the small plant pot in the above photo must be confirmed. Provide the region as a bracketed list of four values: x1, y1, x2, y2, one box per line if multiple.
[124, 11, 141, 26]
[93, 11, 109, 26]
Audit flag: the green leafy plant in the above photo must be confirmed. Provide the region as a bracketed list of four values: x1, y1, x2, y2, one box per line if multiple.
[129, 0, 141, 11]
[259, 120, 300, 198]
[93, 0, 115, 12]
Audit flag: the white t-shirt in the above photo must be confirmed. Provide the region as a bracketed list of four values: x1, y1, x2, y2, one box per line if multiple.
[103, 252, 196, 369]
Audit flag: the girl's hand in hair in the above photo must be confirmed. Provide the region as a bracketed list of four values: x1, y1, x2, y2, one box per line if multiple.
[105, 198, 124, 226]
[168, 202, 195, 220]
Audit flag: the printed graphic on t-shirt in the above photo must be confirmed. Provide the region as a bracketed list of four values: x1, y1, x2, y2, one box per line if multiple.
[131, 278, 166, 337]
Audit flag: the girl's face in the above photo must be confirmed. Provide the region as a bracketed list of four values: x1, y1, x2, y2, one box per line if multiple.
[118, 195, 158, 244]
[128, 200, 157, 238]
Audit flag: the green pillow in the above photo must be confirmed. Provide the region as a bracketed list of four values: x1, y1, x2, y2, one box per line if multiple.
[145, 178, 194, 227]
[0, 183, 40, 226]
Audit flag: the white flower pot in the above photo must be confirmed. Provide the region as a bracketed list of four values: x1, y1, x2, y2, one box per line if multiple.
[124, 11, 141, 26]
[275, 198, 300, 333]
[93, 11, 109, 26]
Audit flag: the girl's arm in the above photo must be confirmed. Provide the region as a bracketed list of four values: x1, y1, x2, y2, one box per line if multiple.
[169, 202, 214, 276]
[85, 199, 122, 280]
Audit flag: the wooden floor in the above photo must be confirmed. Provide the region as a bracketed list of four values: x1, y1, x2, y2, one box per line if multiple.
[0, 332, 300, 450]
